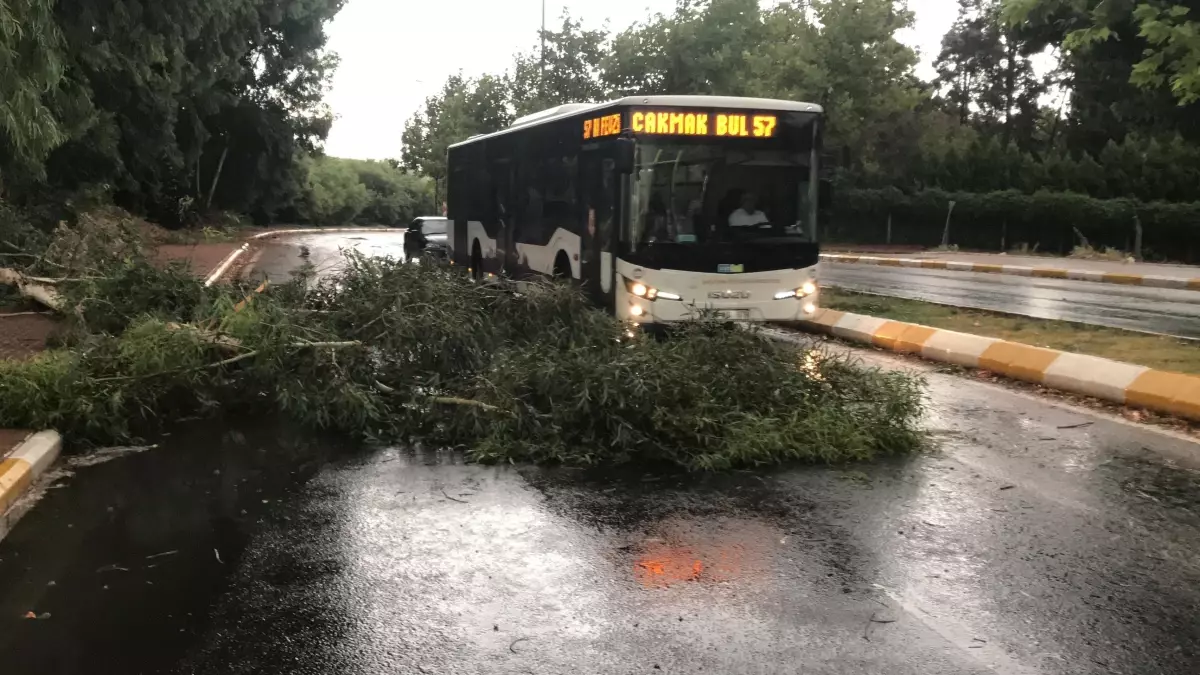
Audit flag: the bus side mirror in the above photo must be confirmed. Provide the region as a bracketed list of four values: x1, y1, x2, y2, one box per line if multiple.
[818, 179, 833, 209]
[613, 138, 635, 175]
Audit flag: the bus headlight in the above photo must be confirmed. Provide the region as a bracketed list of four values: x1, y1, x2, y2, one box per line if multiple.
[777, 281, 818, 300]
[623, 276, 681, 301]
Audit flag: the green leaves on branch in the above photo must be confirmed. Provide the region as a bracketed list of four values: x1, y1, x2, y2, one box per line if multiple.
[1004, 0, 1200, 104]
[0, 0, 67, 176]
[2, 0, 346, 223]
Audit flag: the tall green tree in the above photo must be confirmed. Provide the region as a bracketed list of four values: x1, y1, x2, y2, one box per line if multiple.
[936, 0, 1044, 146]
[400, 74, 512, 182]
[603, 0, 763, 97]
[1005, 0, 1200, 104]
[510, 13, 609, 117]
[0, 0, 67, 186]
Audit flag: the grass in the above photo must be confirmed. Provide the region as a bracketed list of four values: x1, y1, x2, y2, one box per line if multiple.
[821, 287, 1200, 374]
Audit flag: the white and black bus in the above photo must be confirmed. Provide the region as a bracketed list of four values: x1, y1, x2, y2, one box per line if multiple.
[446, 95, 827, 324]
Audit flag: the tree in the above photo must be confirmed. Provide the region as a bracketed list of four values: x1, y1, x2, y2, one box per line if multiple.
[755, 0, 924, 182]
[509, 12, 609, 117]
[400, 74, 513, 182]
[936, 0, 1044, 147]
[0, 0, 67, 186]
[1004, 0, 1200, 105]
[303, 156, 369, 225]
[603, 0, 764, 97]
[344, 159, 435, 225]
[1, 0, 345, 224]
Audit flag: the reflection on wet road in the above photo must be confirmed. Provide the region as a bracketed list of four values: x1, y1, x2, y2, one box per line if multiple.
[823, 263, 1200, 338]
[249, 230, 410, 283]
[2, 351, 1199, 674]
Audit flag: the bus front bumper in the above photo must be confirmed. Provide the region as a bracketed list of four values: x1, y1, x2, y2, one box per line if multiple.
[621, 291, 821, 324]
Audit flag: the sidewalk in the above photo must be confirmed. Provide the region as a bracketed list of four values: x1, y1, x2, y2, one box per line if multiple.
[821, 251, 1200, 289]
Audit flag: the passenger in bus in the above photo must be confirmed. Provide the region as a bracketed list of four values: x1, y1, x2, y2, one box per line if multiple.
[728, 191, 770, 228]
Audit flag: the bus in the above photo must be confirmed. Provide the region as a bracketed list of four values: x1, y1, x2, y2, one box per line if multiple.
[446, 95, 827, 325]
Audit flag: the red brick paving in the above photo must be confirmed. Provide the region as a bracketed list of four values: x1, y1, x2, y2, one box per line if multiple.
[1, 429, 31, 457]
[153, 243, 240, 279]
[0, 313, 59, 361]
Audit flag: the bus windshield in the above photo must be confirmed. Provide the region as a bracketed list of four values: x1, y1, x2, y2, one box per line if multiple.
[627, 143, 816, 251]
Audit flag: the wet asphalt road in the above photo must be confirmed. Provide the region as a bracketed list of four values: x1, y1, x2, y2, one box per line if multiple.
[823, 263, 1200, 338]
[2, 347, 1200, 674]
[247, 231, 410, 283]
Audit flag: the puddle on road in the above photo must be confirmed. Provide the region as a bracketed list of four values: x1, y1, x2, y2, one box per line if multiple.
[629, 517, 779, 588]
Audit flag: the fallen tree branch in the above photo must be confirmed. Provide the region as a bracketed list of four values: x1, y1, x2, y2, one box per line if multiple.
[431, 396, 504, 413]
[0, 267, 65, 311]
[92, 340, 361, 384]
[374, 382, 509, 415]
[1, 311, 54, 318]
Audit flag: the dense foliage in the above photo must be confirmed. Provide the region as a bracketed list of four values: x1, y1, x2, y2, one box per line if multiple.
[0, 253, 925, 469]
[830, 188, 1200, 262]
[0, 0, 345, 225]
[300, 156, 435, 226]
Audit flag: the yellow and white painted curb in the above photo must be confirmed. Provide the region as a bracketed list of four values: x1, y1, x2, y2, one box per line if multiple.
[0, 431, 62, 519]
[800, 309, 1200, 421]
[820, 254, 1200, 291]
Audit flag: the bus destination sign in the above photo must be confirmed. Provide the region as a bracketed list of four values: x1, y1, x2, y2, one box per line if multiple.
[632, 110, 777, 138]
[582, 113, 622, 140]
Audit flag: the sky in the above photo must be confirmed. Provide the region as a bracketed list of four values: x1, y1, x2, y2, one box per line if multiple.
[322, 0, 964, 161]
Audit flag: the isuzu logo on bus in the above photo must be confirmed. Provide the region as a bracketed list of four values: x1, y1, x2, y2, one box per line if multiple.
[709, 290, 752, 300]
[631, 110, 778, 138]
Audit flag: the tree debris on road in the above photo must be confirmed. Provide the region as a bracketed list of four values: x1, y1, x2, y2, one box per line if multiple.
[1, 239, 926, 469]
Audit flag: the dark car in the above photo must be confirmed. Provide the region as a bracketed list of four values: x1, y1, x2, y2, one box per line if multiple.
[404, 217, 450, 260]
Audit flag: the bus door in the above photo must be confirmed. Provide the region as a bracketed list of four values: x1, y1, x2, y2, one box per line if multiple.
[490, 160, 516, 275]
[581, 153, 618, 305]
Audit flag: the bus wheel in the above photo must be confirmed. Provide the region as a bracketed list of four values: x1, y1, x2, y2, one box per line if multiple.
[553, 252, 571, 280]
[471, 242, 483, 281]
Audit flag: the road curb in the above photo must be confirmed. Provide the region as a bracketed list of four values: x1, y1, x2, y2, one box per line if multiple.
[820, 254, 1200, 291]
[203, 243, 249, 287]
[798, 309, 1200, 420]
[248, 226, 408, 240]
[1, 431, 62, 525]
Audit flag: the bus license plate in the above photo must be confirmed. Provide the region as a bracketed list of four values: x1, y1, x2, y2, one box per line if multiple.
[718, 309, 750, 321]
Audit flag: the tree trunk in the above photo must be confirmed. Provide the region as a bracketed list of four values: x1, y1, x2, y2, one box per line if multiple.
[1133, 214, 1143, 261]
[205, 144, 229, 210]
[1004, 40, 1016, 147]
[941, 201, 956, 248]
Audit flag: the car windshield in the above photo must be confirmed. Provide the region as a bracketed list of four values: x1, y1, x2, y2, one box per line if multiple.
[627, 143, 815, 251]
[420, 220, 448, 235]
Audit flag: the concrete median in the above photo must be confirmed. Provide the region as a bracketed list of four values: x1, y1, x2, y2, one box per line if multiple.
[800, 308, 1200, 420]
